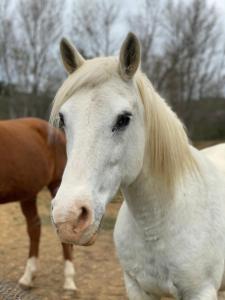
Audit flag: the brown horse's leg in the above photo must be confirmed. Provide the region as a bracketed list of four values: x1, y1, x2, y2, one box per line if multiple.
[62, 243, 77, 291]
[19, 198, 41, 288]
[48, 184, 77, 291]
[62, 243, 73, 261]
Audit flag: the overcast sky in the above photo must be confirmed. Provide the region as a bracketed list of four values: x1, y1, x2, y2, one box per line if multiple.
[107, 0, 225, 42]
[120, 0, 225, 13]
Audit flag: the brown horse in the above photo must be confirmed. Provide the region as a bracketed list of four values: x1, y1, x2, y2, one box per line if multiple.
[0, 117, 76, 291]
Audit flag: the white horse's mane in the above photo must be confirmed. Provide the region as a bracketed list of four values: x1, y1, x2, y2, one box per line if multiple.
[51, 57, 198, 190]
[135, 73, 198, 189]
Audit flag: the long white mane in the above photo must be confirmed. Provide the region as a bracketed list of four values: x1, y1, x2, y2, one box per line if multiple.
[135, 72, 197, 189]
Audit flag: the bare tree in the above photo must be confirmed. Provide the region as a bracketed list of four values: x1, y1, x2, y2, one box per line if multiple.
[158, 0, 225, 104]
[0, 0, 14, 86]
[127, 0, 162, 75]
[0, 0, 23, 118]
[13, 0, 63, 98]
[70, 0, 120, 57]
[128, 0, 225, 106]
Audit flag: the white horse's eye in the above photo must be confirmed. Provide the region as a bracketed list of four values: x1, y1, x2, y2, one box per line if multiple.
[112, 112, 132, 132]
[58, 112, 65, 128]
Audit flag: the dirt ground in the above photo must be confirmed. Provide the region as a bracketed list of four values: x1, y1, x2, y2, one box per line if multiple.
[0, 190, 128, 300]
[1, 140, 225, 300]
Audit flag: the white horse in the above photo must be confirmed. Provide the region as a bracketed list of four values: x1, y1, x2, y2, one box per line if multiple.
[50, 33, 225, 300]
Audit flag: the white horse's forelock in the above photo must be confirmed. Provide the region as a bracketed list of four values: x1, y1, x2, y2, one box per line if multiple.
[50, 57, 198, 191]
[50, 57, 118, 126]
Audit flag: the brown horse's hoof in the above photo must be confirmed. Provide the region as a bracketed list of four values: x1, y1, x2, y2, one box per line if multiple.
[63, 289, 81, 299]
[18, 276, 35, 290]
[19, 282, 33, 290]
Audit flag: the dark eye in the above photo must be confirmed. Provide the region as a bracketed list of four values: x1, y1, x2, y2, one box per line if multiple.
[112, 112, 132, 132]
[58, 112, 65, 128]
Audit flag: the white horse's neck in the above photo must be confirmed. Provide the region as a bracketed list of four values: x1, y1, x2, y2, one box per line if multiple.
[120, 76, 198, 240]
[121, 162, 179, 241]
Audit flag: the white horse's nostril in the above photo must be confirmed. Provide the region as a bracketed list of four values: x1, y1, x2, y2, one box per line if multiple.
[53, 200, 94, 244]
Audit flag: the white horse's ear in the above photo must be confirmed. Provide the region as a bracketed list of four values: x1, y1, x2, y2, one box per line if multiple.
[119, 32, 141, 80]
[60, 38, 85, 74]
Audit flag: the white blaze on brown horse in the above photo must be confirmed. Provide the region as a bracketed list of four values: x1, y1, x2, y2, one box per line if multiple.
[0, 117, 76, 291]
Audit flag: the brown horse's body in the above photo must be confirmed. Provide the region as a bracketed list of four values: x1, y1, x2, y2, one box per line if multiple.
[0, 117, 65, 204]
[0, 118, 76, 290]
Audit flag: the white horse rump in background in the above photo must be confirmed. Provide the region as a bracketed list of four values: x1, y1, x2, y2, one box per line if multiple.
[202, 143, 225, 176]
[50, 32, 225, 300]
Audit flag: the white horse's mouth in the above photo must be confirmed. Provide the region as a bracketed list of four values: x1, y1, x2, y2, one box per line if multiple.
[81, 232, 98, 246]
[54, 220, 102, 246]
[76, 217, 103, 246]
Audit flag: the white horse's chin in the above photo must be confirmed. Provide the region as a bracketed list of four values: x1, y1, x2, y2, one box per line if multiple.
[57, 223, 100, 246]
[77, 226, 99, 246]
[80, 232, 98, 246]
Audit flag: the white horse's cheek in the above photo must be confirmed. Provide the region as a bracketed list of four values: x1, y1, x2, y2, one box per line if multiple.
[121, 133, 145, 185]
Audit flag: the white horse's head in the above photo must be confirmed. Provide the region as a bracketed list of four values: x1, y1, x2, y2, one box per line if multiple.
[51, 33, 145, 245]
[51, 32, 195, 245]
